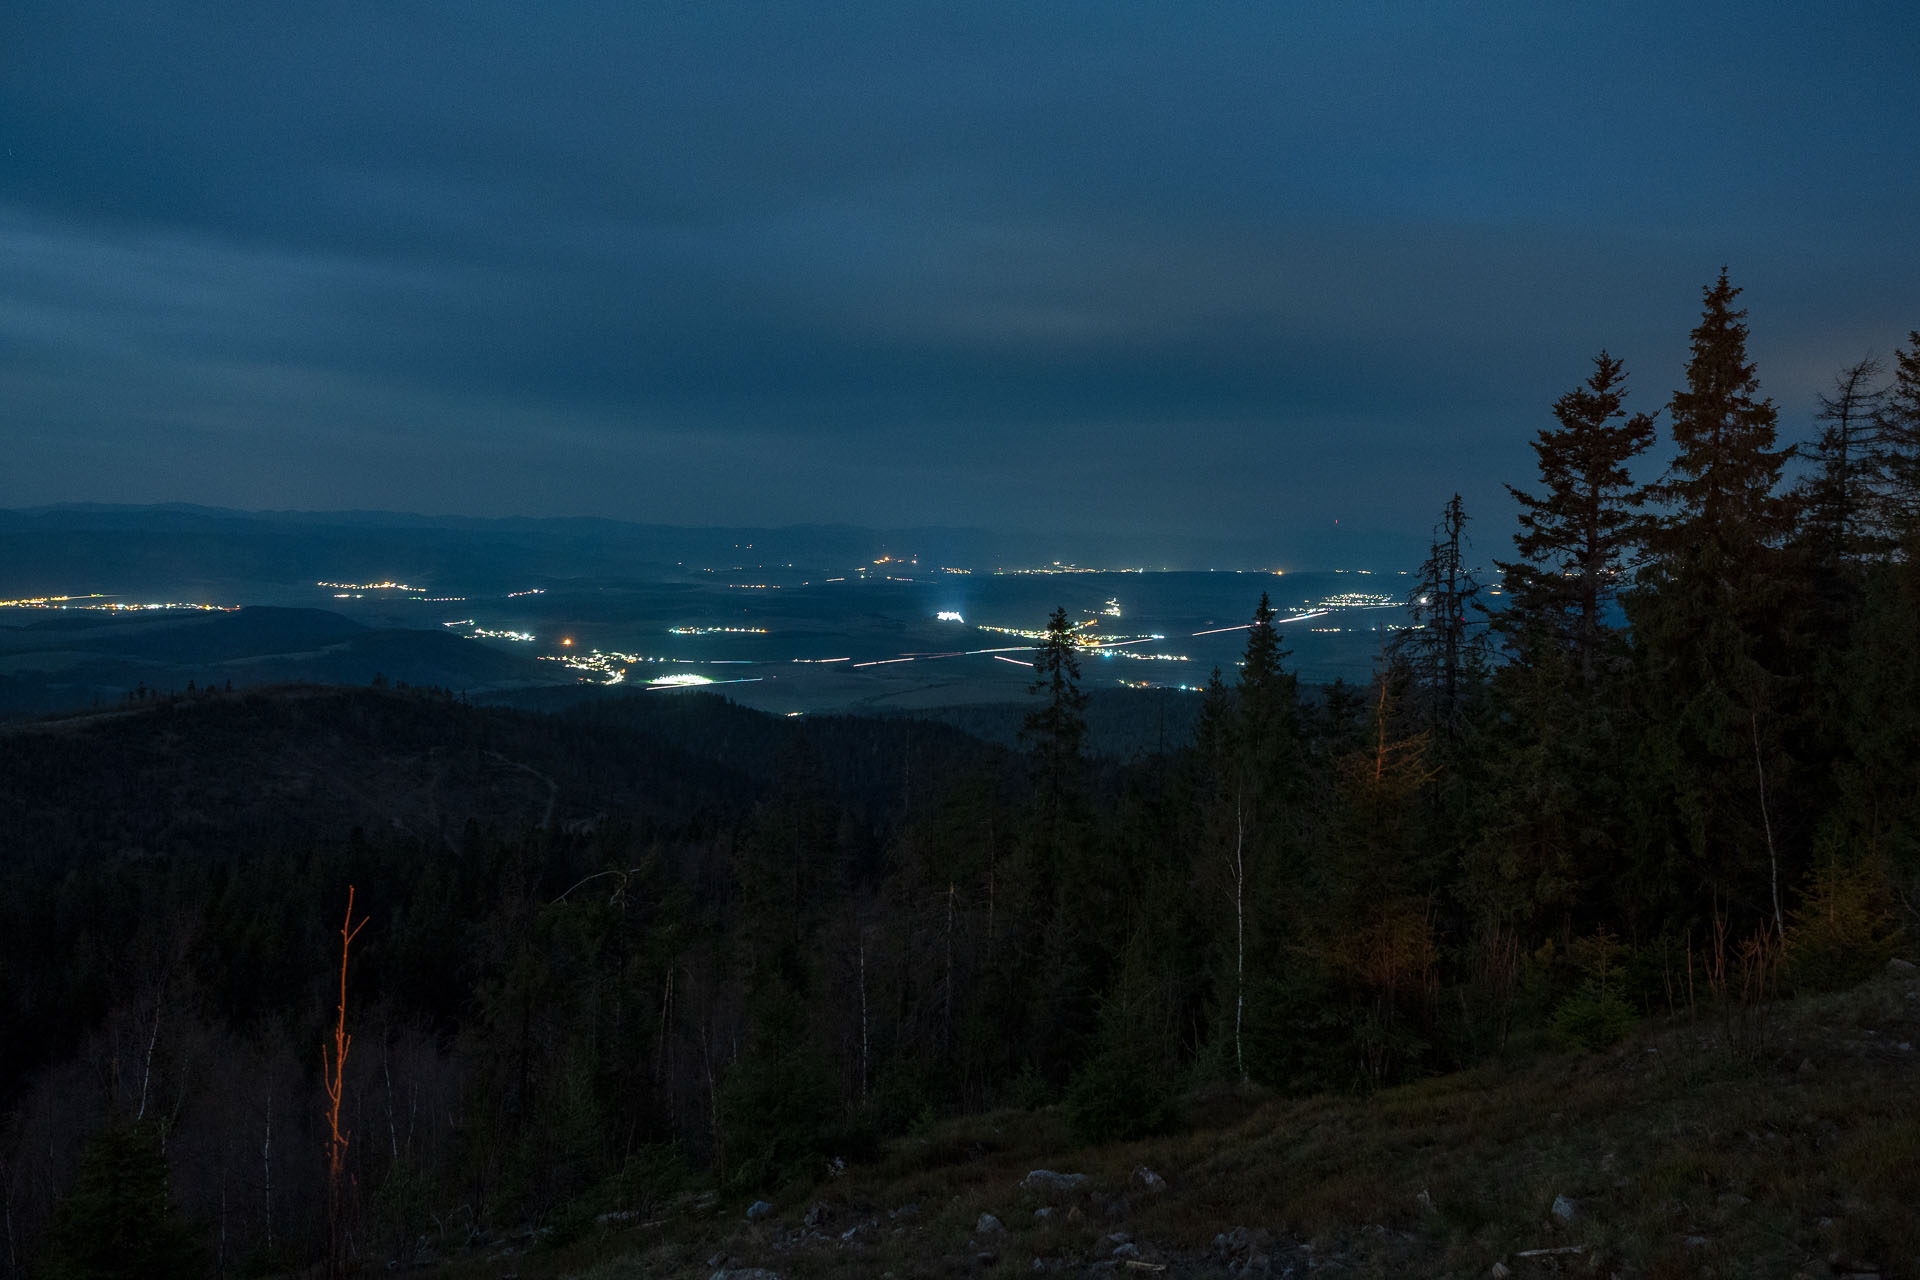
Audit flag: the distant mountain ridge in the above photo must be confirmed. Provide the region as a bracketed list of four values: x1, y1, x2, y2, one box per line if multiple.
[1, 503, 1421, 578]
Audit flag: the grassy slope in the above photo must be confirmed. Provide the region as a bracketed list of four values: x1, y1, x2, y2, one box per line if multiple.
[450, 964, 1920, 1279]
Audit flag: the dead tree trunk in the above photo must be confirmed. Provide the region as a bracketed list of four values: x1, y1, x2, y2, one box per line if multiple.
[323, 885, 368, 1280]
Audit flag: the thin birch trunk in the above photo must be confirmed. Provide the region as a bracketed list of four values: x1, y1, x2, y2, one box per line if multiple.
[262, 1086, 272, 1257]
[136, 982, 163, 1122]
[944, 883, 956, 1054]
[1232, 793, 1247, 1084]
[858, 933, 870, 1101]
[1752, 710, 1783, 941]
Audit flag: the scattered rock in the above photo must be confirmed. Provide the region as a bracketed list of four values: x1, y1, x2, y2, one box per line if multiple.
[710, 1270, 783, 1280]
[595, 1207, 643, 1225]
[746, 1199, 774, 1222]
[1023, 1169, 1090, 1195]
[1105, 1194, 1133, 1221]
[803, 1203, 829, 1228]
[1104, 1232, 1132, 1246]
[889, 1204, 919, 1220]
[1034, 1207, 1053, 1221]
[1132, 1165, 1168, 1194]
[1113, 1241, 1142, 1259]
[1550, 1194, 1579, 1223]
[1887, 958, 1915, 972]
[976, 1212, 1005, 1235]
[976, 1251, 998, 1267]
[1214, 1226, 1274, 1260]
[1490, 1264, 1511, 1279]
[1416, 1188, 1435, 1214]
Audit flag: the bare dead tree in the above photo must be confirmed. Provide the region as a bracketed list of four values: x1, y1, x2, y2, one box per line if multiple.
[323, 885, 368, 1280]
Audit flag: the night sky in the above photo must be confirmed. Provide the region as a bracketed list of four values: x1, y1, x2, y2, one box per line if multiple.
[5, 2, 1917, 554]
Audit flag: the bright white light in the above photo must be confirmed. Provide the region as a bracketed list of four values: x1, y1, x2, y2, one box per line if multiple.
[935, 610, 964, 623]
[647, 673, 714, 688]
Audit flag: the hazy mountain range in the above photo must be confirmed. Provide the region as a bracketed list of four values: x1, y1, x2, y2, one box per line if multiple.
[0, 504, 1420, 597]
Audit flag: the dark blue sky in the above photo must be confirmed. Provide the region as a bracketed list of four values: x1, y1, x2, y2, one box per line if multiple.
[4, 2, 1917, 557]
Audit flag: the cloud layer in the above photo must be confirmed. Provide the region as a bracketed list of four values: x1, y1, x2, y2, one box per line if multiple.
[4, 1, 1917, 555]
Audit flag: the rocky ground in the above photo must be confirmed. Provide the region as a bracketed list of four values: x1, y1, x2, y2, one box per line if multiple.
[441, 959, 1920, 1280]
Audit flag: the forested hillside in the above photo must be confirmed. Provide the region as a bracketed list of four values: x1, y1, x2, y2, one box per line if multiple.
[2, 281, 1917, 1278]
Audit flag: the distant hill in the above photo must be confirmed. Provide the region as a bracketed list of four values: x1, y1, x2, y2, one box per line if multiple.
[0, 682, 1003, 871]
[0, 504, 1421, 592]
[0, 605, 560, 714]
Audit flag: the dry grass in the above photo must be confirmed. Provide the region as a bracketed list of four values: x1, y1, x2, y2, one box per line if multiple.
[440, 962, 1920, 1278]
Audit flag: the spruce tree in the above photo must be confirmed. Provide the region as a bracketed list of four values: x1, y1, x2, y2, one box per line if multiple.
[1238, 593, 1294, 757]
[1234, 592, 1307, 854]
[1824, 332, 1920, 912]
[1871, 331, 1920, 537]
[1013, 606, 1095, 1081]
[1795, 354, 1889, 571]
[1651, 272, 1791, 547]
[1196, 595, 1307, 1082]
[1472, 353, 1652, 941]
[1316, 665, 1439, 1086]
[1397, 494, 1489, 736]
[1192, 666, 1232, 768]
[1627, 271, 1800, 935]
[1830, 545, 1920, 887]
[1785, 355, 1893, 829]
[1022, 606, 1089, 855]
[1495, 350, 1655, 686]
[43, 1121, 201, 1280]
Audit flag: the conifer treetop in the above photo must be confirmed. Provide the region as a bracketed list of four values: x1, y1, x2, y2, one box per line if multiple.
[1656, 270, 1788, 544]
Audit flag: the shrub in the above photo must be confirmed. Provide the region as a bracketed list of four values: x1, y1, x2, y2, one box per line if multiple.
[1787, 858, 1900, 992]
[718, 989, 836, 1191]
[1550, 928, 1633, 1051]
[42, 1121, 202, 1280]
[1003, 1062, 1053, 1111]
[608, 1143, 691, 1218]
[1064, 1044, 1174, 1146]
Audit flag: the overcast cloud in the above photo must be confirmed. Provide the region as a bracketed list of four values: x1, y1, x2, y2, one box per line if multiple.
[4, 1, 1917, 555]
